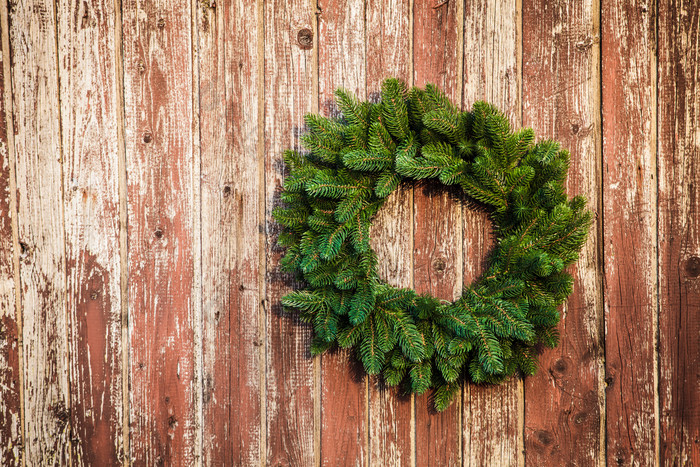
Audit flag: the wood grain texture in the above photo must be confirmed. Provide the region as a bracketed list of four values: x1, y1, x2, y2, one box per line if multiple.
[7, 0, 73, 463]
[317, 1, 368, 465]
[601, 0, 658, 465]
[56, 0, 125, 464]
[122, 0, 197, 464]
[365, 0, 414, 465]
[522, 1, 604, 465]
[4, 1, 700, 464]
[462, 1, 522, 465]
[264, 0, 317, 464]
[0, 5, 21, 463]
[412, 0, 463, 465]
[196, 0, 263, 464]
[657, 1, 700, 464]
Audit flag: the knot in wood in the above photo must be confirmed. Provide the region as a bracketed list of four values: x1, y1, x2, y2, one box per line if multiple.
[432, 258, 447, 272]
[297, 28, 313, 49]
[536, 430, 554, 446]
[685, 256, 700, 277]
[552, 358, 568, 373]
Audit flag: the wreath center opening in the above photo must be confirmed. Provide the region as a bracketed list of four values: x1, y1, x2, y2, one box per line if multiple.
[368, 179, 494, 304]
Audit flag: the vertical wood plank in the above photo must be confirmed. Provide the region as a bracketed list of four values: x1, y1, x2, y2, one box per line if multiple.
[317, 1, 368, 465]
[412, 0, 463, 465]
[56, 1, 125, 464]
[601, 0, 658, 465]
[521, 0, 604, 464]
[365, 0, 413, 464]
[0, 4, 21, 462]
[657, 1, 700, 464]
[462, 1, 522, 465]
[7, 0, 72, 463]
[264, 0, 317, 464]
[196, 0, 262, 464]
[122, 0, 197, 464]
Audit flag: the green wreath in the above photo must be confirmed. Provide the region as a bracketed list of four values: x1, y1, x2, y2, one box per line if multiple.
[273, 78, 592, 411]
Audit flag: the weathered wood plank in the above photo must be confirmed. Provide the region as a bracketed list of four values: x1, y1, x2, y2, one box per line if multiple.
[196, 0, 263, 464]
[521, 1, 604, 465]
[657, 1, 700, 464]
[365, 0, 414, 464]
[264, 0, 317, 464]
[317, 1, 368, 465]
[412, 0, 463, 465]
[56, 1, 125, 464]
[122, 0, 197, 463]
[601, 0, 658, 464]
[0, 5, 21, 463]
[462, 1, 522, 465]
[7, 0, 73, 463]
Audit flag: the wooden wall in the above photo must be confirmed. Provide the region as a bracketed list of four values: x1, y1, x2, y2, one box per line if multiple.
[0, 0, 698, 465]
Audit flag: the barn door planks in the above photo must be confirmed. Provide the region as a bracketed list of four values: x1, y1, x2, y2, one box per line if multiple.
[196, 0, 264, 464]
[57, 0, 125, 464]
[521, 0, 604, 465]
[412, 0, 463, 465]
[462, 1, 522, 465]
[122, 0, 198, 464]
[657, 0, 700, 464]
[0, 4, 21, 463]
[317, 0, 369, 464]
[6, 0, 73, 463]
[263, 0, 318, 464]
[602, 0, 658, 464]
[365, 0, 414, 465]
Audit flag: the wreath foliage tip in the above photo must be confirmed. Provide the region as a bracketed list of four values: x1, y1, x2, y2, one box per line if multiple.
[272, 77, 592, 411]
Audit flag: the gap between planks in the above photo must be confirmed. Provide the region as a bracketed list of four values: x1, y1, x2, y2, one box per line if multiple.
[652, 0, 661, 463]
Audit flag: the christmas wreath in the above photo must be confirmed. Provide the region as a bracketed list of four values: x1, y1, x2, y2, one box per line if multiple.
[273, 78, 592, 411]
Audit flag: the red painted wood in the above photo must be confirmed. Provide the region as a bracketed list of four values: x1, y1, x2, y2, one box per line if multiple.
[602, 0, 658, 464]
[412, 0, 463, 464]
[264, 0, 317, 464]
[197, 0, 263, 464]
[365, 0, 414, 464]
[461, 1, 522, 464]
[6, 2, 700, 463]
[56, 1, 125, 464]
[0, 13, 21, 463]
[7, 0, 73, 463]
[122, 0, 197, 463]
[657, 1, 700, 464]
[522, 1, 603, 464]
[317, 1, 368, 465]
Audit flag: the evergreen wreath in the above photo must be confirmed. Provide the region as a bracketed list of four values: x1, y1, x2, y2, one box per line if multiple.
[273, 78, 592, 411]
